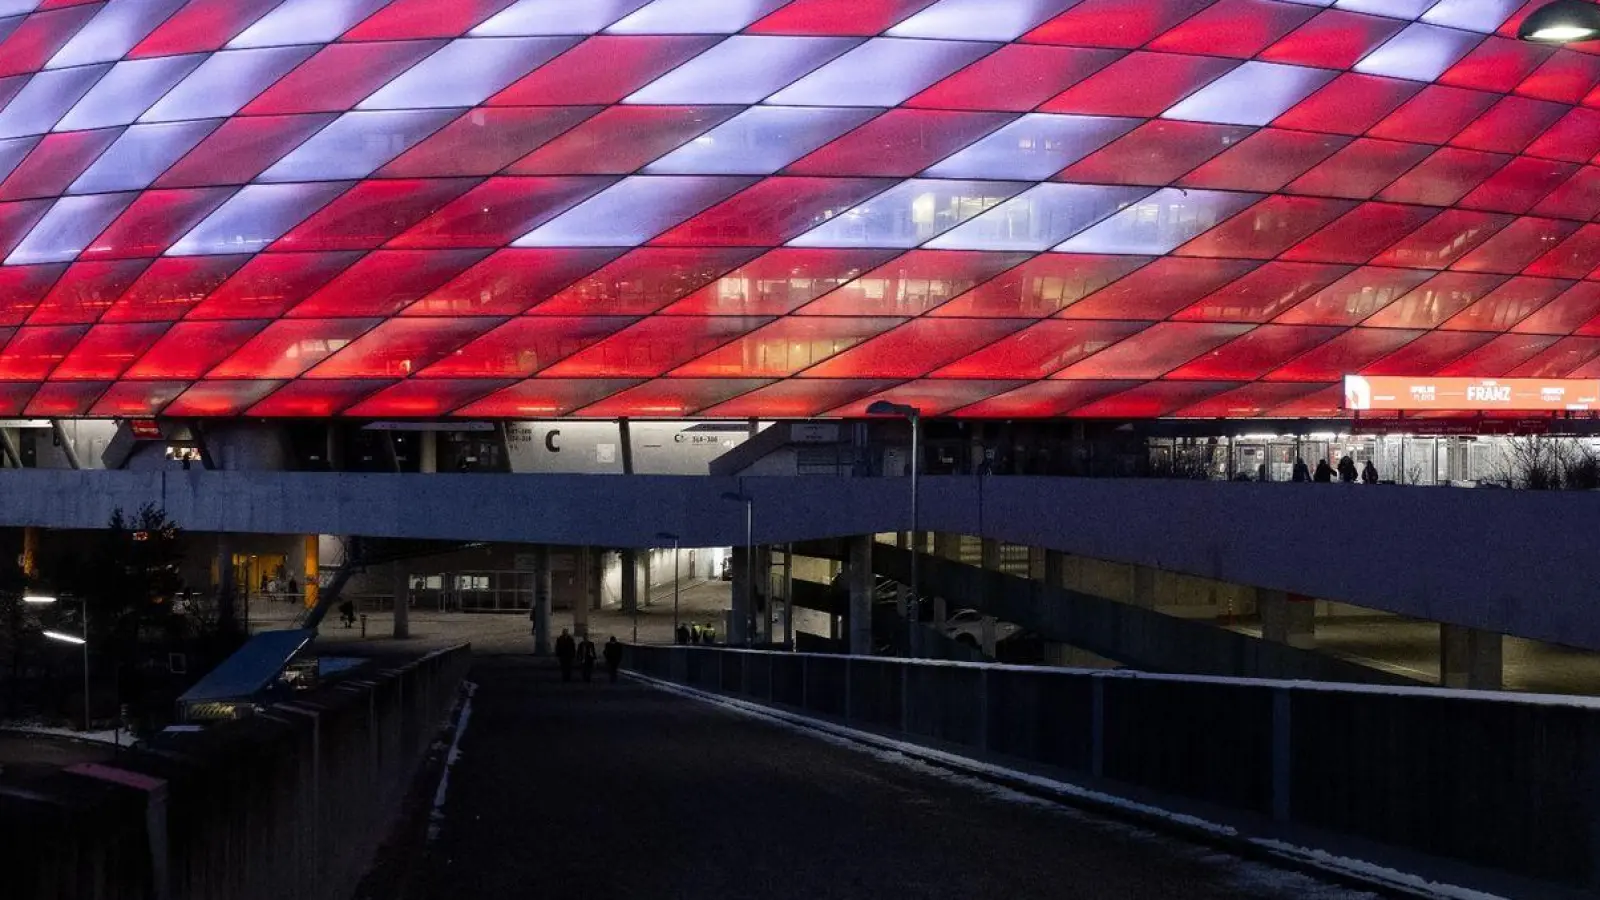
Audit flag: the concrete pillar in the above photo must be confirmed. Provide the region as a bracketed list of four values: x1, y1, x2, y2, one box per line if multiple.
[392, 561, 409, 639]
[533, 545, 552, 656]
[215, 535, 236, 634]
[589, 546, 603, 610]
[1441, 624, 1503, 690]
[894, 532, 909, 617]
[1131, 564, 1157, 609]
[1044, 549, 1067, 590]
[782, 544, 794, 650]
[849, 535, 873, 655]
[932, 532, 960, 624]
[574, 547, 593, 637]
[1259, 589, 1315, 650]
[20, 526, 37, 578]
[621, 549, 639, 615]
[979, 538, 1001, 656]
[418, 430, 437, 473]
[642, 550, 653, 608]
[1027, 546, 1046, 581]
[730, 545, 750, 645]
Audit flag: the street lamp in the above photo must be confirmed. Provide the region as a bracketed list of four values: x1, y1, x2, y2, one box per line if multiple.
[35, 595, 90, 734]
[866, 401, 921, 656]
[656, 531, 681, 641]
[1518, 1, 1600, 42]
[719, 491, 754, 645]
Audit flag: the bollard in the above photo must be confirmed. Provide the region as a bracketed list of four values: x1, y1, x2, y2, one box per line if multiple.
[360, 614, 368, 638]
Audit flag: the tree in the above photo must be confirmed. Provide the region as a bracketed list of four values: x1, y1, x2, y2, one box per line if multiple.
[45, 504, 187, 646]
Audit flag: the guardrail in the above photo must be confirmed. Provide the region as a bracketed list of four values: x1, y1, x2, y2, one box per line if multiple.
[628, 645, 1600, 894]
[2, 644, 472, 900]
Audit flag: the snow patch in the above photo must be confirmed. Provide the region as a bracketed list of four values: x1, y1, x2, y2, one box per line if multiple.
[427, 680, 477, 842]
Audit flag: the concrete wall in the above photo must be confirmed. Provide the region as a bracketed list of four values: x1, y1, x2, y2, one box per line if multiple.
[3, 470, 1600, 650]
[631, 646, 1600, 895]
[0, 645, 470, 900]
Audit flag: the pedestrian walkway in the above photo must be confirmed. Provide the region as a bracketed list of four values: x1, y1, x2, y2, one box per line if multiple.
[417, 659, 1370, 900]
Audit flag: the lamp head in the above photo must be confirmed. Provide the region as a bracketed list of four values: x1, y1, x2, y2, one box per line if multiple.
[22, 594, 57, 604]
[1519, 0, 1600, 42]
[866, 400, 920, 418]
[44, 630, 85, 645]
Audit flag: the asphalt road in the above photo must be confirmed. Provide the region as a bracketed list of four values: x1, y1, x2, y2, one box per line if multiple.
[418, 659, 1371, 900]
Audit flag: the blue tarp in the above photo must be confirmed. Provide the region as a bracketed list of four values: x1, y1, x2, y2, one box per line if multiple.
[178, 628, 313, 705]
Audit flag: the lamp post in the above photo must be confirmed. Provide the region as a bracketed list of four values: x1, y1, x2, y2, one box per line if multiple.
[719, 491, 754, 645]
[656, 532, 680, 640]
[1517, 1, 1600, 42]
[866, 401, 921, 656]
[34, 595, 89, 733]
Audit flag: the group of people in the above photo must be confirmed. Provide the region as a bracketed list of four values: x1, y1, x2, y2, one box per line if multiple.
[553, 629, 624, 683]
[674, 622, 717, 645]
[1290, 455, 1380, 484]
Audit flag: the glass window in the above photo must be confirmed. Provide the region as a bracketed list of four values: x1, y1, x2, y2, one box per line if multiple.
[1063, 257, 1260, 319]
[186, 252, 363, 320]
[85, 187, 232, 261]
[360, 37, 580, 110]
[673, 317, 900, 378]
[155, 114, 338, 187]
[102, 256, 247, 323]
[274, 178, 480, 252]
[801, 318, 1028, 378]
[54, 55, 205, 132]
[257, 109, 463, 183]
[545, 316, 773, 377]
[1055, 188, 1261, 255]
[307, 318, 502, 379]
[165, 380, 284, 416]
[389, 177, 614, 249]
[646, 107, 877, 176]
[514, 176, 755, 248]
[627, 36, 858, 105]
[653, 177, 892, 246]
[797, 249, 1033, 316]
[787, 109, 1015, 178]
[788, 179, 1026, 248]
[242, 41, 445, 116]
[6, 193, 135, 266]
[419, 317, 633, 377]
[287, 249, 490, 317]
[922, 114, 1137, 181]
[211, 318, 383, 378]
[124, 319, 263, 378]
[767, 37, 994, 107]
[248, 381, 393, 418]
[69, 120, 219, 195]
[0, 130, 119, 201]
[930, 253, 1151, 318]
[167, 182, 353, 257]
[508, 106, 737, 175]
[140, 47, 318, 123]
[925, 184, 1152, 252]
[1054, 322, 1253, 379]
[407, 247, 623, 316]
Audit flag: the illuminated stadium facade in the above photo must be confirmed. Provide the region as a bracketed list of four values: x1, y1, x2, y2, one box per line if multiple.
[0, 0, 1598, 421]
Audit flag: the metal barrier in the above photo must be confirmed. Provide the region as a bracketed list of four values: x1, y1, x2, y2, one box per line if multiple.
[628, 645, 1600, 893]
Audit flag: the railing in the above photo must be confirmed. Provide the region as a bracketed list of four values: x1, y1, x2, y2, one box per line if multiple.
[628, 645, 1600, 895]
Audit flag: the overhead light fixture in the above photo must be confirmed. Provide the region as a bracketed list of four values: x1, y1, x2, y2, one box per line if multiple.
[1519, 0, 1600, 42]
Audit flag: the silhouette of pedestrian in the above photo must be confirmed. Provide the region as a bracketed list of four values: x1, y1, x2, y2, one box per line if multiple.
[691, 623, 702, 645]
[1313, 460, 1335, 483]
[1362, 460, 1379, 484]
[1337, 455, 1358, 483]
[676, 623, 690, 645]
[577, 635, 598, 683]
[603, 636, 624, 683]
[1292, 457, 1310, 482]
[555, 629, 576, 682]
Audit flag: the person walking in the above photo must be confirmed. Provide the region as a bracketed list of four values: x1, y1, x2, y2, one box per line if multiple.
[702, 623, 717, 645]
[1313, 459, 1335, 483]
[577, 634, 598, 683]
[1362, 460, 1379, 484]
[603, 636, 624, 684]
[555, 628, 576, 682]
[1291, 457, 1310, 482]
[1337, 455, 1358, 483]
[676, 623, 690, 645]
[690, 623, 702, 645]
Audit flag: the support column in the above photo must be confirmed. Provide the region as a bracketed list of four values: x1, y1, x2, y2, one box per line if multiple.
[302, 535, 319, 611]
[621, 549, 639, 615]
[20, 526, 37, 579]
[392, 561, 409, 639]
[1131, 564, 1157, 610]
[1259, 589, 1315, 650]
[418, 430, 437, 474]
[1043, 549, 1067, 590]
[590, 546, 604, 610]
[215, 535, 236, 634]
[979, 538, 1001, 656]
[1026, 546, 1046, 581]
[894, 532, 909, 617]
[730, 545, 750, 645]
[932, 532, 960, 625]
[782, 543, 794, 650]
[1441, 624, 1503, 690]
[642, 551, 653, 608]
[573, 547, 593, 638]
[848, 535, 873, 656]
[533, 545, 552, 656]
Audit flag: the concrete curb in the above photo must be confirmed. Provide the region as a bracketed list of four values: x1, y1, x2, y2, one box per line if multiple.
[627, 670, 1496, 900]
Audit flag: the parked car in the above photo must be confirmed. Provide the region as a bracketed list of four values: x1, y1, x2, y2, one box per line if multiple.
[942, 609, 1021, 647]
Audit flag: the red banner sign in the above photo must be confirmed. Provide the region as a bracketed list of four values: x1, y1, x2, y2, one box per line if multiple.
[1344, 376, 1600, 412]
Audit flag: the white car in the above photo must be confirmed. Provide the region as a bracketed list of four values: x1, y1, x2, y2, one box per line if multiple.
[942, 609, 1021, 648]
